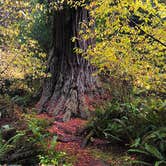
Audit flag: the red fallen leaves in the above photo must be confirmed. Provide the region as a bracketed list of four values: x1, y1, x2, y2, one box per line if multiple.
[83, 92, 112, 112]
[54, 118, 87, 134]
[49, 118, 98, 166]
[49, 125, 66, 136]
[36, 113, 53, 120]
[83, 95, 95, 112]
[48, 118, 87, 142]
[56, 141, 108, 166]
[39, 114, 110, 166]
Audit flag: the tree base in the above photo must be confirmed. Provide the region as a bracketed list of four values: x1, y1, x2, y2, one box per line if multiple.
[36, 7, 111, 121]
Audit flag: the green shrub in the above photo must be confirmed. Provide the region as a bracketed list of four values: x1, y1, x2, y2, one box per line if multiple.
[129, 127, 166, 165]
[0, 111, 72, 165]
[0, 131, 25, 163]
[25, 114, 72, 166]
[87, 98, 166, 165]
[88, 101, 146, 142]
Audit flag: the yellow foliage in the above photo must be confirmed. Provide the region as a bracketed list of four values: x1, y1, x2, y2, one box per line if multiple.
[0, 0, 47, 80]
[81, 0, 166, 93]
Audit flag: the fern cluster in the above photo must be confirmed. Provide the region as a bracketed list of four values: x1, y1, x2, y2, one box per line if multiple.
[87, 98, 166, 165]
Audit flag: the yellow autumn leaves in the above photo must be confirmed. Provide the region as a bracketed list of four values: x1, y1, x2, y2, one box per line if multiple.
[0, 0, 47, 80]
[83, 0, 166, 92]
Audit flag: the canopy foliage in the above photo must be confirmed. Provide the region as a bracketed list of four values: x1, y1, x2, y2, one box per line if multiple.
[79, 0, 166, 94]
[0, 0, 49, 81]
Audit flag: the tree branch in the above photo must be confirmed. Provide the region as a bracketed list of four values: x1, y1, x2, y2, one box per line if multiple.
[128, 17, 166, 47]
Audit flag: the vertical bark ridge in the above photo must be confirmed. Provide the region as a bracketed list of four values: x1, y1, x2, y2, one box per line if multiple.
[37, 7, 102, 121]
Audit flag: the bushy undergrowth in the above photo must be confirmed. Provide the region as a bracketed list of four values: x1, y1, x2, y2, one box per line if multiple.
[25, 114, 71, 166]
[0, 105, 71, 165]
[88, 96, 166, 165]
[0, 131, 25, 162]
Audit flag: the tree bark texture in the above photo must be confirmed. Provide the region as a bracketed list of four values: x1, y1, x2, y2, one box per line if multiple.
[36, 7, 103, 121]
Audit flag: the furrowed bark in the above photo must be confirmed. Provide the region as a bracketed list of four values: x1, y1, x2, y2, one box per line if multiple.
[37, 7, 102, 121]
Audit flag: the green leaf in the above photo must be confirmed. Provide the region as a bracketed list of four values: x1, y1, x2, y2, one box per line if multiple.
[145, 143, 163, 160]
[155, 161, 166, 166]
[50, 135, 57, 149]
[131, 138, 141, 148]
[128, 148, 149, 155]
[130, 160, 151, 165]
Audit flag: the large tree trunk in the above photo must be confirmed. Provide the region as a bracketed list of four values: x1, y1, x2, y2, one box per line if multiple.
[36, 6, 102, 121]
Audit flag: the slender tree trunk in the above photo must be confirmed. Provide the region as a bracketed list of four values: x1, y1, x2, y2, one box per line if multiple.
[36, 7, 102, 121]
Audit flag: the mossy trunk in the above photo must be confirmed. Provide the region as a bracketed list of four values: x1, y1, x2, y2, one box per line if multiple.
[37, 7, 102, 121]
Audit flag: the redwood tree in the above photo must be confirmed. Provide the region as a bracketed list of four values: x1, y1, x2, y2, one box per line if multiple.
[37, 4, 102, 121]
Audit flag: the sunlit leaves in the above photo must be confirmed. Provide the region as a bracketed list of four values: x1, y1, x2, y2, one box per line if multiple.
[81, 0, 166, 93]
[0, 0, 47, 80]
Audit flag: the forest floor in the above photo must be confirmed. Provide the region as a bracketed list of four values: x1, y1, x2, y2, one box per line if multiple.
[38, 114, 134, 166]
[0, 112, 134, 166]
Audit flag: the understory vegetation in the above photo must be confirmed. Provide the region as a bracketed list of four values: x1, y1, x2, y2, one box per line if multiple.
[82, 1, 166, 165]
[0, 100, 71, 165]
[87, 97, 166, 165]
[0, 0, 166, 165]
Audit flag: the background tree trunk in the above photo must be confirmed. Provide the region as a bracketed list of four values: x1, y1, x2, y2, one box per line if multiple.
[36, 7, 102, 121]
